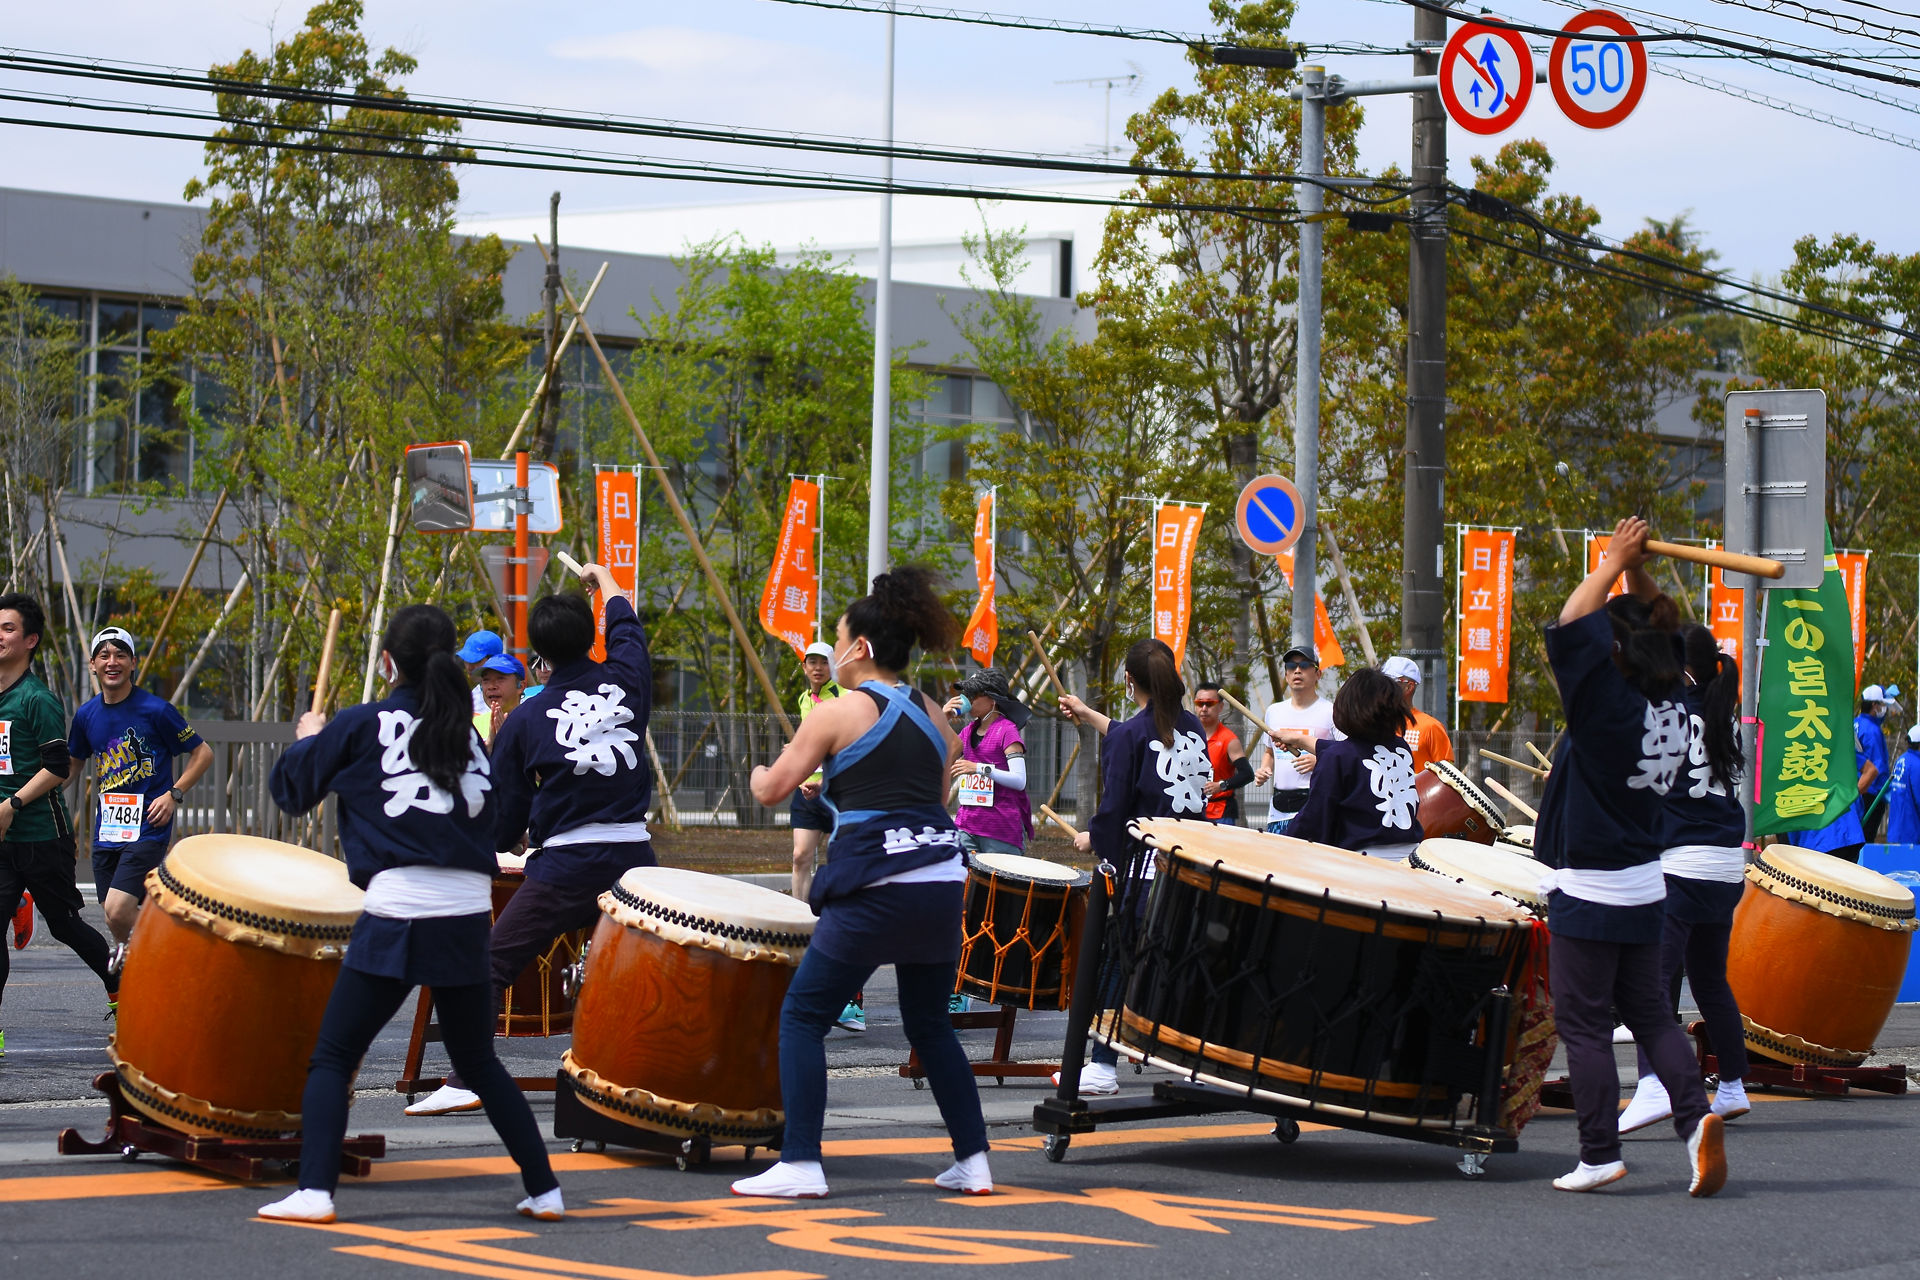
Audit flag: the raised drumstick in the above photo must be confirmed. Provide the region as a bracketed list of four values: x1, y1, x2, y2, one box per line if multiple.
[1483, 775, 1539, 822]
[555, 548, 588, 579]
[311, 608, 342, 716]
[1039, 803, 1080, 839]
[1480, 748, 1549, 779]
[1646, 538, 1783, 581]
[1027, 630, 1070, 698]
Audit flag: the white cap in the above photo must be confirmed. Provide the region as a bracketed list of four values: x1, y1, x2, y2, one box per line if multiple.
[89, 626, 136, 658]
[1381, 655, 1422, 684]
[1908, 723, 1920, 745]
[803, 642, 834, 660]
[1863, 684, 1887, 703]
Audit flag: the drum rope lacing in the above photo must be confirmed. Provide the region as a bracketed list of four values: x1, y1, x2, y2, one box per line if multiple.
[154, 863, 355, 940]
[608, 882, 813, 949]
[1751, 853, 1917, 923]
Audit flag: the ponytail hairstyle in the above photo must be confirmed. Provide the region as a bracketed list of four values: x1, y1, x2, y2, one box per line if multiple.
[382, 604, 473, 795]
[842, 565, 961, 672]
[1123, 638, 1186, 747]
[1681, 622, 1744, 787]
[1603, 591, 1683, 700]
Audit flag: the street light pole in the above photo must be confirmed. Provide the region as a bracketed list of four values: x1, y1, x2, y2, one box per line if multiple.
[1292, 65, 1325, 653]
[1403, 5, 1449, 712]
[866, 5, 896, 589]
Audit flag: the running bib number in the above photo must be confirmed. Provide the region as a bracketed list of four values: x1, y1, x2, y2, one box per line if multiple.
[0, 719, 12, 775]
[957, 773, 996, 807]
[99, 792, 143, 844]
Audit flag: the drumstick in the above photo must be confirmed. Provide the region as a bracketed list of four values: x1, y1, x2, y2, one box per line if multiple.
[1214, 687, 1299, 755]
[555, 548, 588, 580]
[1479, 748, 1548, 779]
[1038, 804, 1080, 839]
[1027, 630, 1069, 699]
[1646, 538, 1784, 581]
[1524, 741, 1553, 770]
[1482, 775, 1539, 821]
[311, 608, 342, 716]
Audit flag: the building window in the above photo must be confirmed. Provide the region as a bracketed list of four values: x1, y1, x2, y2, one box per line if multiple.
[906, 374, 1019, 543]
[84, 298, 193, 494]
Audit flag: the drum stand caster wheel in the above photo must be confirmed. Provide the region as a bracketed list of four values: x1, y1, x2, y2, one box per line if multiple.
[120, 1145, 139, 1163]
[674, 1139, 707, 1172]
[1042, 1134, 1070, 1163]
[570, 1139, 605, 1154]
[1457, 1152, 1489, 1178]
[1272, 1119, 1300, 1144]
[912, 1077, 926, 1090]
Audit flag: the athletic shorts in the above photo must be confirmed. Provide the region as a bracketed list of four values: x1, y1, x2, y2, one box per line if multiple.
[91, 840, 168, 905]
[0, 837, 85, 918]
[791, 790, 834, 832]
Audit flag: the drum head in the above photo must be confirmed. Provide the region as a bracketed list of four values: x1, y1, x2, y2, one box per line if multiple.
[1411, 838, 1547, 910]
[971, 851, 1090, 887]
[1430, 760, 1507, 826]
[611, 867, 818, 933]
[1500, 824, 1535, 850]
[1132, 817, 1533, 927]
[162, 835, 362, 922]
[1750, 848, 1917, 926]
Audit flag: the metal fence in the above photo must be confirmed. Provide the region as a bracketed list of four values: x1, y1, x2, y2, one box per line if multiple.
[170, 720, 339, 852]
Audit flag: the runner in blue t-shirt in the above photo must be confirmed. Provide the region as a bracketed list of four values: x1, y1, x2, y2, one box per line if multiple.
[66, 627, 212, 942]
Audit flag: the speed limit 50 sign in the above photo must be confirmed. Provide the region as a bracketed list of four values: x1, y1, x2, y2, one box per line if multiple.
[1548, 8, 1648, 129]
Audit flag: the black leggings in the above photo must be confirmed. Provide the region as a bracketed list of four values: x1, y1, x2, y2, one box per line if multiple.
[0, 838, 115, 1009]
[300, 966, 557, 1196]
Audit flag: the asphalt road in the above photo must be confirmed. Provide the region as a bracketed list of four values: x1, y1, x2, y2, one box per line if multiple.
[4, 901, 1920, 1279]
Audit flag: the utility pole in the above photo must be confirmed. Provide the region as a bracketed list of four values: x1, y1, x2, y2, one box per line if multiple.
[866, 6, 896, 589]
[539, 192, 562, 454]
[1292, 65, 1325, 654]
[1402, 8, 1449, 714]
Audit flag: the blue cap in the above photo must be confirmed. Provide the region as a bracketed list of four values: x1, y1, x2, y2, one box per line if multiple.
[480, 653, 527, 679]
[457, 630, 504, 663]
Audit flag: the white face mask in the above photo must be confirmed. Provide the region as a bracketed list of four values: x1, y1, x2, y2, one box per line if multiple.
[379, 653, 398, 685]
[829, 637, 867, 685]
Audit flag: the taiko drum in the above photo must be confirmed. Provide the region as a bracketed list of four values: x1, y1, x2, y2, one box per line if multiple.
[956, 851, 1089, 1010]
[111, 835, 362, 1138]
[1413, 760, 1506, 845]
[561, 867, 816, 1147]
[1726, 848, 1917, 1067]
[491, 869, 586, 1036]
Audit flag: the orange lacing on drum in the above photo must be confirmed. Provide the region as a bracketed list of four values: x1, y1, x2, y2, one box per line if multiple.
[954, 868, 1076, 1010]
[607, 882, 814, 950]
[153, 863, 355, 943]
[1749, 854, 1918, 927]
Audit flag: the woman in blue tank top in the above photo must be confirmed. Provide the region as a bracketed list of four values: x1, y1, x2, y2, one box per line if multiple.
[734, 567, 991, 1200]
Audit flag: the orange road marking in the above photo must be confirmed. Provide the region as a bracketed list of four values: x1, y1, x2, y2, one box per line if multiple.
[266, 1219, 821, 1280]
[0, 1168, 235, 1203]
[917, 1183, 1434, 1233]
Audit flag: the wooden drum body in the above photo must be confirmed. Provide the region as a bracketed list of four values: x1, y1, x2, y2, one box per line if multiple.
[1107, 819, 1536, 1128]
[1414, 761, 1506, 845]
[562, 867, 815, 1147]
[492, 870, 586, 1037]
[1727, 849, 1917, 1067]
[956, 852, 1089, 1009]
[111, 835, 362, 1139]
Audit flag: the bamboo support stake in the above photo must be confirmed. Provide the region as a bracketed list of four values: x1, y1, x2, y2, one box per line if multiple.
[251, 568, 319, 720]
[554, 268, 794, 737]
[1043, 739, 1079, 812]
[499, 263, 609, 460]
[360, 471, 406, 705]
[1038, 803, 1079, 839]
[1321, 522, 1377, 667]
[169, 573, 251, 707]
[310, 608, 343, 716]
[1479, 748, 1549, 779]
[1482, 774, 1538, 822]
[44, 498, 98, 697]
[138, 485, 229, 685]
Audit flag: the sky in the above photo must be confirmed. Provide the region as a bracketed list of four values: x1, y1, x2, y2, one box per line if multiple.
[1, 0, 1916, 283]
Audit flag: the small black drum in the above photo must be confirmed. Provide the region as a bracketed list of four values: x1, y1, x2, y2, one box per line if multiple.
[956, 852, 1090, 1010]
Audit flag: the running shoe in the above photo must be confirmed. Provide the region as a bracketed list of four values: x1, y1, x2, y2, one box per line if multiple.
[933, 1151, 994, 1195]
[732, 1161, 829, 1199]
[948, 994, 969, 1014]
[517, 1189, 566, 1221]
[11, 892, 31, 949]
[835, 1002, 866, 1032]
[0, 1028, 7, 1057]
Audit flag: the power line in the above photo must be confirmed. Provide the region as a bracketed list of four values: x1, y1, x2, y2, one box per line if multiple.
[1704, 0, 1920, 49]
[752, 0, 1205, 44]
[1650, 60, 1920, 149]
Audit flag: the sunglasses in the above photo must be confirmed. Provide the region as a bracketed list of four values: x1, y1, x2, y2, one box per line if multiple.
[1193, 698, 1221, 707]
[1284, 661, 1317, 671]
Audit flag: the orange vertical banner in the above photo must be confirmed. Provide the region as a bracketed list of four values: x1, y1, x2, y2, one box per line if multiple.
[1708, 556, 1743, 675]
[1837, 549, 1870, 695]
[1458, 530, 1514, 703]
[962, 492, 997, 666]
[757, 477, 820, 660]
[1274, 549, 1345, 669]
[591, 470, 640, 662]
[1152, 504, 1206, 670]
[1586, 533, 1627, 600]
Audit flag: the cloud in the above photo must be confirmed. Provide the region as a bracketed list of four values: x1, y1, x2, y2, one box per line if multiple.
[549, 26, 828, 80]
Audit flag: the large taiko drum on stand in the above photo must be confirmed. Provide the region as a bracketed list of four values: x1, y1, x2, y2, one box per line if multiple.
[492, 869, 587, 1037]
[1727, 848, 1917, 1067]
[111, 835, 362, 1138]
[562, 867, 816, 1147]
[1104, 819, 1543, 1128]
[1414, 761, 1506, 845]
[1410, 838, 1548, 918]
[956, 852, 1089, 1010]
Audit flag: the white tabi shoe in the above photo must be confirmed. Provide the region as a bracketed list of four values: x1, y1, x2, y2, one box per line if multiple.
[1712, 1079, 1751, 1121]
[933, 1151, 994, 1196]
[1687, 1114, 1728, 1198]
[258, 1188, 338, 1222]
[406, 1085, 482, 1116]
[1619, 1075, 1674, 1134]
[1048, 1063, 1119, 1095]
[732, 1161, 829, 1199]
[517, 1188, 565, 1221]
[1553, 1161, 1628, 1193]
[1610, 1025, 1635, 1044]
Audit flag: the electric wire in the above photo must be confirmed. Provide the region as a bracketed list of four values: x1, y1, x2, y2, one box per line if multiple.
[1650, 60, 1920, 147]
[751, 0, 1206, 45]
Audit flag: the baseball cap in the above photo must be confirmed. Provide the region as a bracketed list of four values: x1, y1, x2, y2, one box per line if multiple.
[1908, 723, 1920, 745]
[803, 642, 834, 660]
[1282, 645, 1319, 667]
[1381, 655, 1422, 684]
[457, 630, 504, 663]
[89, 626, 136, 658]
[480, 653, 527, 679]
[1863, 684, 1887, 703]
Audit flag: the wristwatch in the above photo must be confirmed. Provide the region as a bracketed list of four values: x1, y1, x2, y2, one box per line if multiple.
[7, 796, 21, 812]
[168, 787, 184, 802]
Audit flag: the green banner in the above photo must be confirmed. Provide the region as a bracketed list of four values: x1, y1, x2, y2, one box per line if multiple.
[1755, 530, 1857, 836]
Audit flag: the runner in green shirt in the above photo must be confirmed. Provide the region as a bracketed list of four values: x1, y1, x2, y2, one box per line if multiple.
[0, 593, 116, 1053]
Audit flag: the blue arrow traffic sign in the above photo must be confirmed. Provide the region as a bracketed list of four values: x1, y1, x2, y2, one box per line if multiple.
[1235, 474, 1305, 556]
